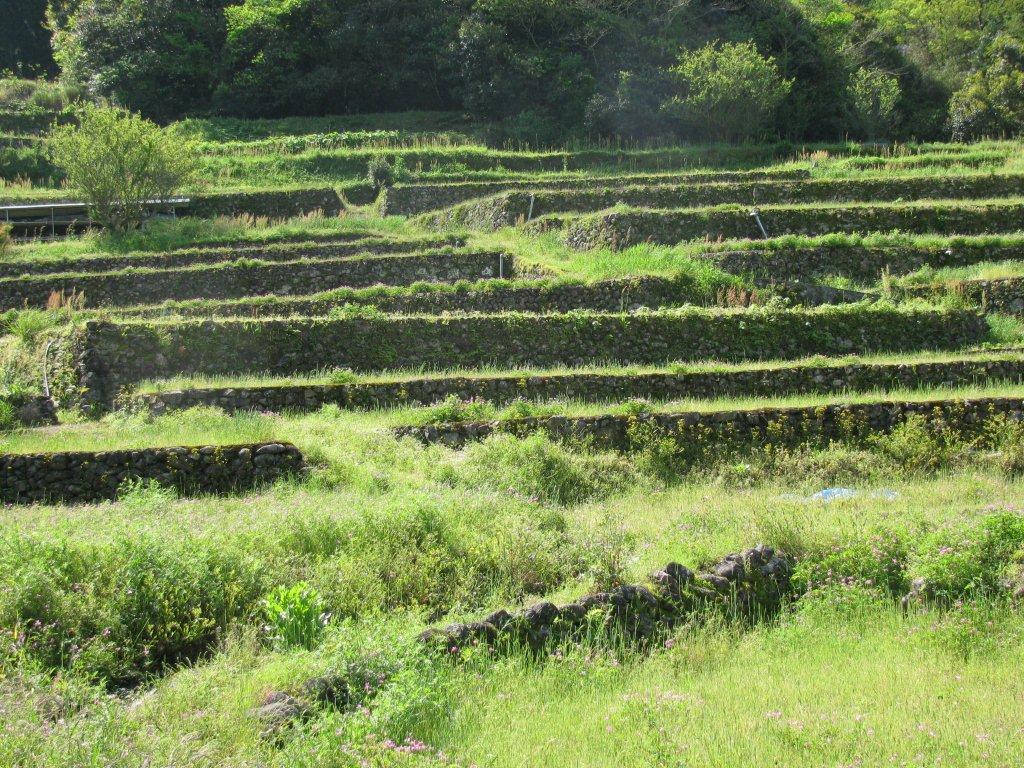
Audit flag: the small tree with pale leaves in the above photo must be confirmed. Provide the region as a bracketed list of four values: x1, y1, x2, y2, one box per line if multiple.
[48, 105, 196, 233]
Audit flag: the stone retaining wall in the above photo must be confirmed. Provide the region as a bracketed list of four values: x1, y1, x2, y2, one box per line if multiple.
[0, 250, 510, 310]
[188, 188, 344, 219]
[427, 176, 1024, 230]
[562, 201, 1024, 250]
[0, 442, 305, 505]
[120, 275, 721, 320]
[1, 394, 58, 427]
[0, 236, 462, 280]
[395, 395, 1024, 450]
[380, 169, 811, 216]
[706, 243, 1024, 282]
[901, 277, 1024, 315]
[62, 307, 987, 411]
[135, 354, 1024, 416]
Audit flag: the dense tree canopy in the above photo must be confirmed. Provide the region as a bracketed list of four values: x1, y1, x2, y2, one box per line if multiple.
[0, 0, 56, 75]
[31, 0, 1024, 142]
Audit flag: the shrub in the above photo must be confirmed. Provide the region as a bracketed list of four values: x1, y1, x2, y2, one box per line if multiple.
[1, 535, 265, 684]
[662, 41, 792, 143]
[792, 530, 909, 597]
[436, 433, 641, 507]
[47, 105, 197, 232]
[850, 67, 901, 140]
[910, 512, 1024, 600]
[868, 415, 962, 475]
[262, 582, 330, 650]
[366, 155, 396, 191]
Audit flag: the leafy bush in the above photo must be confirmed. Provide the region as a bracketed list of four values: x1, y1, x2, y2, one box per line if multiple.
[910, 512, 1024, 600]
[0, 223, 11, 258]
[868, 415, 962, 475]
[1, 535, 265, 684]
[662, 41, 792, 143]
[261, 582, 330, 650]
[48, 105, 197, 232]
[435, 432, 641, 506]
[366, 156, 396, 191]
[850, 67, 901, 140]
[792, 530, 909, 597]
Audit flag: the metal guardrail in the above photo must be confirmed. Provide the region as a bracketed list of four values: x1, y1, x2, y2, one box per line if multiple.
[1, 198, 191, 239]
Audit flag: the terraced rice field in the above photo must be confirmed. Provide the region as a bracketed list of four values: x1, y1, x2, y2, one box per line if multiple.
[4, 127, 1024, 767]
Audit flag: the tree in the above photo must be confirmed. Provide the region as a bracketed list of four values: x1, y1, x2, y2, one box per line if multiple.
[850, 67, 901, 139]
[662, 41, 792, 143]
[0, 0, 56, 76]
[52, 0, 228, 121]
[949, 35, 1024, 140]
[215, 0, 464, 117]
[48, 105, 196, 232]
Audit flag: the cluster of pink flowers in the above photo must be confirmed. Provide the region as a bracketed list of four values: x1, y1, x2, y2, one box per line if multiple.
[381, 737, 430, 754]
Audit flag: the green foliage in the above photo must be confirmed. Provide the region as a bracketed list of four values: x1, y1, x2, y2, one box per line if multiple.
[0, 223, 11, 258]
[0, 534, 266, 684]
[435, 432, 641, 507]
[949, 36, 1024, 140]
[215, 0, 461, 118]
[663, 41, 793, 143]
[51, 0, 227, 121]
[850, 67, 901, 140]
[793, 530, 909, 596]
[261, 582, 329, 650]
[4, 309, 60, 346]
[0, 2, 56, 76]
[0, 397, 16, 431]
[868, 415, 963, 474]
[909, 511, 1024, 600]
[365, 155, 410, 191]
[47, 105, 197, 232]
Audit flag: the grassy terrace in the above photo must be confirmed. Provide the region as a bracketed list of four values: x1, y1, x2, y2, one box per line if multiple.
[3, 134, 1023, 203]
[387, 382, 1024, 428]
[3, 382, 1024, 454]
[7, 127, 1024, 768]
[134, 346, 1024, 393]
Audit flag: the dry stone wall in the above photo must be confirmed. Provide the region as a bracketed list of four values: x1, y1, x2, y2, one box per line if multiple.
[0, 236, 462, 280]
[396, 395, 1024, 450]
[379, 169, 812, 216]
[0, 251, 510, 310]
[562, 201, 1024, 250]
[135, 354, 1024, 416]
[119, 275, 721, 320]
[187, 188, 344, 219]
[0, 442, 305, 505]
[706, 243, 1024, 282]
[427, 176, 1024, 230]
[901, 277, 1024, 315]
[421, 547, 793, 654]
[63, 307, 988, 411]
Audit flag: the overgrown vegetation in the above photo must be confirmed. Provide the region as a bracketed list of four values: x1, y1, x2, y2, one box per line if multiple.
[47, 105, 197, 232]
[0, 0, 1015, 144]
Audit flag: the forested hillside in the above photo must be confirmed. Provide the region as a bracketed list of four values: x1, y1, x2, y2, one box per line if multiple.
[5, 0, 1024, 143]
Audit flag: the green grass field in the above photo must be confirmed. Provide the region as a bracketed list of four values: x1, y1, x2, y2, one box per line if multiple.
[4, 128, 1024, 767]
